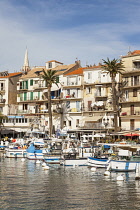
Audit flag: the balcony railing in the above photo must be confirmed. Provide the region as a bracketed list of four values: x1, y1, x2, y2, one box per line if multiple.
[0, 99, 6, 103]
[67, 82, 78, 86]
[0, 88, 5, 92]
[121, 111, 140, 116]
[94, 92, 107, 97]
[19, 97, 40, 102]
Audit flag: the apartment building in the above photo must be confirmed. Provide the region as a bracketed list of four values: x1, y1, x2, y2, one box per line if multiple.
[0, 71, 22, 115]
[17, 59, 81, 133]
[120, 50, 140, 131]
[82, 65, 120, 131]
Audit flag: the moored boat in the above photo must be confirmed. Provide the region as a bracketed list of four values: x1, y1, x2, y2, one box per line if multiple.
[5, 148, 27, 158]
[109, 156, 140, 172]
[87, 156, 109, 168]
[26, 143, 46, 160]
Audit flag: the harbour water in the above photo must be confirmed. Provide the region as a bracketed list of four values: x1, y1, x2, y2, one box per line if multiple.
[1, 154, 140, 210]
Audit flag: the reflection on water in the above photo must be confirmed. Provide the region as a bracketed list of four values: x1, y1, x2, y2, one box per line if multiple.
[0, 155, 140, 210]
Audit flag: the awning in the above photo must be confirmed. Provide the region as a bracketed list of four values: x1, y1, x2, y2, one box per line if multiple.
[123, 133, 140, 137]
[8, 116, 24, 119]
[83, 116, 102, 122]
[1, 129, 18, 134]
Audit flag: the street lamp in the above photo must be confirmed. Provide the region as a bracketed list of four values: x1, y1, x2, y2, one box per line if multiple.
[103, 118, 109, 142]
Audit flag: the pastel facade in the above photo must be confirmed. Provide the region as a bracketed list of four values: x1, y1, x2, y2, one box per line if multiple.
[120, 50, 140, 131]
[82, 66, 120, 130]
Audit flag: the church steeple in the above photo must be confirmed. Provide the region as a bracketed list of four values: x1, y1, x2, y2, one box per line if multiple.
[21, 48, 30, 72]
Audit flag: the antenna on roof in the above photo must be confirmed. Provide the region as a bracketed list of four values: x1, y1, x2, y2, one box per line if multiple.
[127, 46, 131, 55]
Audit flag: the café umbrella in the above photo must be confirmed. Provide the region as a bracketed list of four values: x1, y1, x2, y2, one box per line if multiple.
[123, 133, 139, 140]
[124, 133, 139, 137]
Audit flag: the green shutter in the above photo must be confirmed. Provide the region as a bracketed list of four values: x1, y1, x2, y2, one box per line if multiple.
[38, 92, 40, 99]
[30, 79, 33, 86]
[30, 92, 33, 100]
[26, 81, 28, 89]
[22, 81, 24, 89]
[24, 92, 27, 101]
[56, 77, 59, 83]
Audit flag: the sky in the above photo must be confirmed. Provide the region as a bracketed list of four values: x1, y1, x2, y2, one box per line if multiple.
[1, 0, 140, 72]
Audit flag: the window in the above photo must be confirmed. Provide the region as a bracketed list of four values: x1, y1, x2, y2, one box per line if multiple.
[130, 119, 135, 130]
[88, 72, 92, 79]
[30, 79, 33, 86]
[124, 77, 128, 86]
[130, 105, 134, 115]
[48, 62, 52, 68]
[76, 119, 79, 126]
[86, 87, 92, 94]
[30, 92, 33, 100]
[131, 76, 133, 86]
[66, 101, 70, 109]
[23, 104, 28, 110]
[125, 90, 129, 100]
[0, 83, 4, 91]
[133, 89, 137, 97]
[69, 121, 71, 126]
[134, 76, 139, 86]
[56, 77, 59, 83]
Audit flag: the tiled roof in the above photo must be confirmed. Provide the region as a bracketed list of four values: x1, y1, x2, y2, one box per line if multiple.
[65, 67, 85, 76]
[130, 50, 140, 55]
[122, 50, 140, 58]
[20, 63, 78, 78]
[20, 67, 45, 79]
[0, 72, 22, 79]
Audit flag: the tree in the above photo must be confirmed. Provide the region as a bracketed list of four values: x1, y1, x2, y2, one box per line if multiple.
[102, 58, 124, 132]
[42, 69, 58, 138]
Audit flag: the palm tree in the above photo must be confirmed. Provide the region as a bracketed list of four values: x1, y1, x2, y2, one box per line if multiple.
[42, 69, 58, 138]
[102, 58, 124, 132]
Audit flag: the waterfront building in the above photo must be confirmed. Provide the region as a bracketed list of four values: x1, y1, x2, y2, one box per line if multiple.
[62, 67, 85, 130]
[0, 71, 22, 115]
[17, 55, 81, 134]
[81, 65, 120, 132]
[120, 50, 140, 131]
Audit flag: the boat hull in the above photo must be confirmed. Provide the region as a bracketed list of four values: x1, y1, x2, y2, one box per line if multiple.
[62, 158, 88, 166]
[87, 157, 109, 168]
[26, 152, 44, 160]
[44, 156, 62, 164]
[110, 160, 139, 172]
[5, 149, 27, 158]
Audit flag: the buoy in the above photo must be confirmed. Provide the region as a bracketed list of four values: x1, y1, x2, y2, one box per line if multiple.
[104, 170, 110, 176]
[116, 174, 124, 181]
[42, 162, 47, 167]
[104, 163, 111, 176]
[21, 158, 25, 162]
[91, 167, 96, 172]
[135, 163, 140, 180]
[43, 165, 50, 170]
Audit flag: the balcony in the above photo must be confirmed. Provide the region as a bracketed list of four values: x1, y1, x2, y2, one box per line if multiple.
[0, 88, 5, 93]
[120, 111, 140, 118]
[19, 97, 40, 102]
[33, 84, 46, 89]
[0, 99, 6, 103]
[17, 110, 32, 114]
[94, 92, 107, 98]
